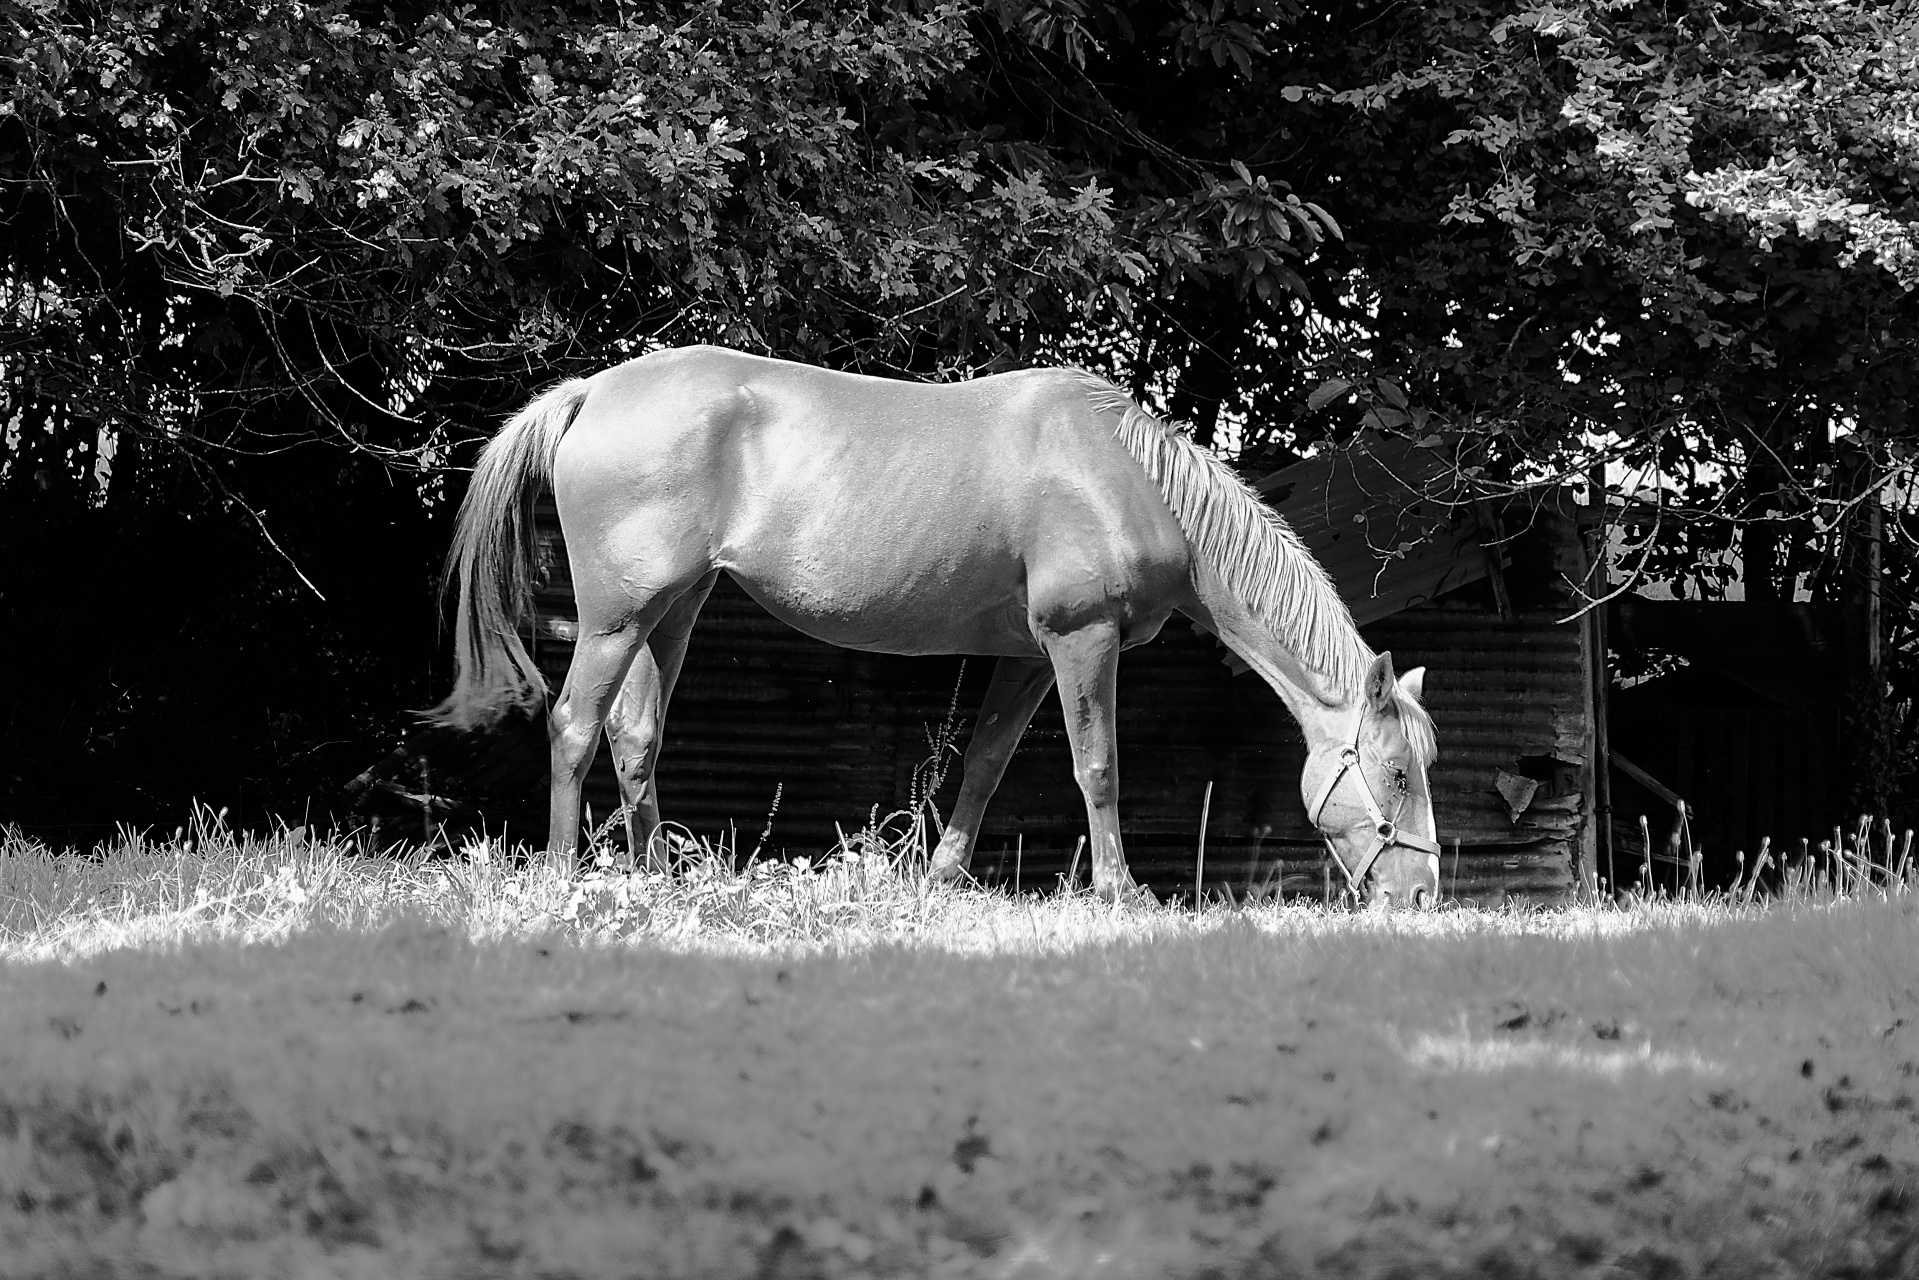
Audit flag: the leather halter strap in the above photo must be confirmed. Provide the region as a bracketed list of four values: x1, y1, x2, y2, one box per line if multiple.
[1307, 732, 1441, 896]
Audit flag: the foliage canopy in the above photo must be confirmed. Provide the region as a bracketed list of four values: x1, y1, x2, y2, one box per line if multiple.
[3, 0, 1915, 828]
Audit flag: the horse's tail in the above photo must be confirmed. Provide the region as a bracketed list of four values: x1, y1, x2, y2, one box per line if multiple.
[426, 377, 594, 730]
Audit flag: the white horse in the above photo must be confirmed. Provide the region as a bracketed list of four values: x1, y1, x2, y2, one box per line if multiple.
[432, 346, 1442, 905]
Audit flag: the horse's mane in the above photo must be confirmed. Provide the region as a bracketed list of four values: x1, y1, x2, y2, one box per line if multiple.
[1076, 373, 1435, 764]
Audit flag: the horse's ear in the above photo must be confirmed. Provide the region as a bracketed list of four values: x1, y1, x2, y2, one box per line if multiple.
[1398, 666, 1426, 705]
[1365, 651, 1398, 714]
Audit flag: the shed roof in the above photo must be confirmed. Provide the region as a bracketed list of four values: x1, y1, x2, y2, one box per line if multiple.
[1256, 435, 1493, 625]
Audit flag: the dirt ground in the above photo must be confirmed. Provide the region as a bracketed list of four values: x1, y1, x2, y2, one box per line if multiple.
[2, 895, 1917, 1278]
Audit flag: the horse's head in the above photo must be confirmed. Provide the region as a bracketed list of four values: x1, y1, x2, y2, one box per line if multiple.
[1301, 651, 1440, 909]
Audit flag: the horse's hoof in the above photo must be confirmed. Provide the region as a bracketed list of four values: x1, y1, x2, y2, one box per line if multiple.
[928, 841, 970, 884]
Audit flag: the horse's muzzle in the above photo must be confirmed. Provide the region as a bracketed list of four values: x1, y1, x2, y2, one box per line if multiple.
[1366, 844, 1442, 910]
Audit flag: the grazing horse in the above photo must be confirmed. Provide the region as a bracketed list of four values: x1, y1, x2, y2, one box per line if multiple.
[431, 346, 1441, 905]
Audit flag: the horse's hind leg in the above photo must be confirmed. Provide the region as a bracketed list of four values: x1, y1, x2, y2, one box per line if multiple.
[607, 649, 664, 868]
[547, 583, 701, 870]
[1041, 620, 1136, 901]
[606, 571, 718, 871]
[930, 656, 1055, 884]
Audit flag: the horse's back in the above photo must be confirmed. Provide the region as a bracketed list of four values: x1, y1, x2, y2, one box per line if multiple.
[552, 347, 1192, 652]
[579, 344, 1085, 447]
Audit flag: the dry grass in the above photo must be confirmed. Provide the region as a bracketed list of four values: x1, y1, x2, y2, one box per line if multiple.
[4, 817, 1918, 1278]
[1, 810, 1222, 963]
[1, 805, 1838, 965]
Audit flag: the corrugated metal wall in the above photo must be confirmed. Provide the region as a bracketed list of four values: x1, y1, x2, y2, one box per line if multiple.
[525, 496, 1589, 904]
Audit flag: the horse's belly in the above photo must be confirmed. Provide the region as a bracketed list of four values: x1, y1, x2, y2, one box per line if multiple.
[724, 563, 1042, 657]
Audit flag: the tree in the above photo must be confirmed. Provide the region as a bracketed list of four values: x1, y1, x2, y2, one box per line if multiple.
[967, 0, 1919, 815]
[1, 0, 1346, 831]
[7, 0, 1915, 831]
[1285, 0, 1916, 592]
[1278, 0, 1919, 814]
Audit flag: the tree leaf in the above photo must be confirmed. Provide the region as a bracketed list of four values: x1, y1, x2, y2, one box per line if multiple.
[1303, 201, 1343, 241]
[1306, 378, 1353, 411]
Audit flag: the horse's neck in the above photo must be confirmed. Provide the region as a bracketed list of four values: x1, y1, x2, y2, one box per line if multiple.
[1184, 568, 1358, 752]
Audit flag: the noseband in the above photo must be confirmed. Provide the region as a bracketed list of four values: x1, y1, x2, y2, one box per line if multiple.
[1306, 726, 1441, 897]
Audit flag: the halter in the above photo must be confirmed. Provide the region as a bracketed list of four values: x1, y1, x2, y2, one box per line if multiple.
[1306, 722, 1441, 897]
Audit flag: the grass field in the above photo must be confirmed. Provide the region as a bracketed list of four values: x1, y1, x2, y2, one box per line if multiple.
[3, 822, 1917, 1278]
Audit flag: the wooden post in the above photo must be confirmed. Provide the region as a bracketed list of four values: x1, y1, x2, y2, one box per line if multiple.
[1581, 515, 1613, 900]
[1679, 802, 1695, 896]
[1595, 603, 1614, 897]
[1868, 498, 1883, 676]
[1473, 501, 1514, 620]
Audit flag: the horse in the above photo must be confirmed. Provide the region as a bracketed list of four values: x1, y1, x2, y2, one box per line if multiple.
[430, 345, 1442, 906]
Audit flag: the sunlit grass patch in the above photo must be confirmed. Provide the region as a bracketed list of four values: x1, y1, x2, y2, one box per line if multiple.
[1394, 1030, 1730, 1079]
[2, 815, 451, 963]
[2, 810, 1211, 962]
[6, 804, 1913, 965]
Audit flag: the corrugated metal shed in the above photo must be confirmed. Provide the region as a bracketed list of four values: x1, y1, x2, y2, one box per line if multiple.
[362, 439, 1593, 904]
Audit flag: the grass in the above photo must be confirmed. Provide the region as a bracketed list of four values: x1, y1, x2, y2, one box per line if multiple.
[0, 809, 1224, 963]
[3, 816, 1918, 1278]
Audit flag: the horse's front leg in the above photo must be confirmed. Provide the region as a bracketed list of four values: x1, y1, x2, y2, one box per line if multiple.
[930, 656, 1056, 884]
[1041, 620, 1135, 901]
